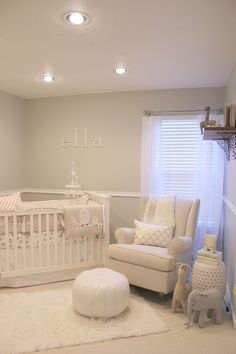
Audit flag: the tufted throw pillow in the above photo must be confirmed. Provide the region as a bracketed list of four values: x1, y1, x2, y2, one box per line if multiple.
[0, 192, 22, 211]
[133, 219, 174, 247]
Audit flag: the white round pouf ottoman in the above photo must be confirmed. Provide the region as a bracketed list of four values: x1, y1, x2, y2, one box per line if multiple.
[72, 268, 130, 318]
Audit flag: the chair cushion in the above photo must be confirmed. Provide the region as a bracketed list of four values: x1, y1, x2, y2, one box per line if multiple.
[108, 244, 175, 272]
[174, 198, 193, 237]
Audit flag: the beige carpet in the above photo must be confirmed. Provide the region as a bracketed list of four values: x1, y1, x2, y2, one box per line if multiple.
[1, 281, 235, 354]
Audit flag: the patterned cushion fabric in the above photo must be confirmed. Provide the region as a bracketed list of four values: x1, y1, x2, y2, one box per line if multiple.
[0, 192, 22, 211]
[133, 219, 174, 247]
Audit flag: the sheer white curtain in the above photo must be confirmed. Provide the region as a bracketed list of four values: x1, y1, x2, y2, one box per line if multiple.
[141, 114, 224, 254]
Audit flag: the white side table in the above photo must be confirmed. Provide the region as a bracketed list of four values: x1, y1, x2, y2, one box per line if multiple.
[192, 261, 226, 297]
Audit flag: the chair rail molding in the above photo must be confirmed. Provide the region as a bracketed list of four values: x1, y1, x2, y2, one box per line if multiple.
[0, 188, 140, 198]
[223, 195, 236, 216]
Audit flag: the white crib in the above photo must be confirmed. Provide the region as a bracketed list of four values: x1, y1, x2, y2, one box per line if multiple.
[0, 192, 110, 287]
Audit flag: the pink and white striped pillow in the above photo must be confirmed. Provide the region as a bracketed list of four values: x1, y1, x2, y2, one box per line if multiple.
[0, 192, 22, 211]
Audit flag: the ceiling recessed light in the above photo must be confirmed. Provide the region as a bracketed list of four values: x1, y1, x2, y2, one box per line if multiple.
[42, 74, 56, 82]
[115, 67, 127, 75]
[64, 11, 89, 25]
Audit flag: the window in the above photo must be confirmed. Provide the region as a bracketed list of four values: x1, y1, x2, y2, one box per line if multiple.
[141, 114, 224, 251]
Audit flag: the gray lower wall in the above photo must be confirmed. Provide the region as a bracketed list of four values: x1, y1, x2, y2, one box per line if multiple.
[21, 191, 140, 243]
[110, 196, 140, 242]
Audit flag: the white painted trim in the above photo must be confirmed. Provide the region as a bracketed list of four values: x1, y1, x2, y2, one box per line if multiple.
[226, 285, 236, 329]
[0, 188, 140, 198]
[23, 188, 66, 195]
[3, 190, 234, 201]
[24, 189, 140, 198]
[95, 191, 140, 198]
[223, 196, 236, 328]
[232, 305, 236, 329]
[223, 195, 236, 216]
[0, 188, 25, 197]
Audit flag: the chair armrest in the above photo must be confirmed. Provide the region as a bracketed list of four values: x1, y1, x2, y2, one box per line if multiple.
[167, 236, 193, 257]
[115, 227, 135, 244]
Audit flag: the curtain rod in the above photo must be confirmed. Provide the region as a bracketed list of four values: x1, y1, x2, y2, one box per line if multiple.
[144, 107, 223, 117]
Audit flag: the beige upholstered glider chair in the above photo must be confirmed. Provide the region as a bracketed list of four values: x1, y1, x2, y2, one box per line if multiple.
[108, 197, 200, 294]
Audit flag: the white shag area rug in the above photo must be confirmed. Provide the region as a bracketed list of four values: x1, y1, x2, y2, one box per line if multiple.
[0, 288, 168, 354]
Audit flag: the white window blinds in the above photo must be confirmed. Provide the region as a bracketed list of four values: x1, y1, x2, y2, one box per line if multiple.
[155, 116, 218, 200]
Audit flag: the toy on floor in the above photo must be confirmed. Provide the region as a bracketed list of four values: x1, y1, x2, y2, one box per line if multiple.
[185, 288, 223, 328]
[172, 263, 191, 315]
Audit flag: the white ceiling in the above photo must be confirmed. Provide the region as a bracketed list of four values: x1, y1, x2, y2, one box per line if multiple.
[0, 0, 236, 99]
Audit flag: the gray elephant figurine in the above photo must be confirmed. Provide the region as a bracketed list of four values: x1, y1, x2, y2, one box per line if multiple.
[185, 288, 223, 328]
[200, 120, 216, 134]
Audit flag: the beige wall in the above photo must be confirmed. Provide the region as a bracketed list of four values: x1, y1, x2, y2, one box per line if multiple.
[25, 88, 225, 191]
[0, 90, 26, 191]
[25, 87, 225, 242]
[0, 87, 225, 241]
[224, 63, 236, 321]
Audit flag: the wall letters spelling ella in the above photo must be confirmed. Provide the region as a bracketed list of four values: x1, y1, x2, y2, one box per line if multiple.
[61, 128, 103, 148]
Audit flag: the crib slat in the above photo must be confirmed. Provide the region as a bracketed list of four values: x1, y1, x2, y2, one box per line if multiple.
[99, 234, 102, 261]
[30, 214, 35, 268]
[76, 237, 80, 263]
[46, 213, 50, 266]
[101, 234, 104, 261]
[22, 216, 26, 269]
[38, 214, 42, 267]
[91, 234, 95, 261]
[53, 213, 58, 265]
[61, 231, 65, 264]
[69, 238, 73, 264]
[84, 235, 88, 262]
[4, 216, 10, 271]
[13, 215, 18, 270]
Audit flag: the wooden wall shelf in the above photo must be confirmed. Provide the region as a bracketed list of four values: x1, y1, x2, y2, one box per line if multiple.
[203, 127, 236, 160]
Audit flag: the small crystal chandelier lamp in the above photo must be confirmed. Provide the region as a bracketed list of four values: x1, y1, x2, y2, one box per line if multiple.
[64, 161, 82, 199]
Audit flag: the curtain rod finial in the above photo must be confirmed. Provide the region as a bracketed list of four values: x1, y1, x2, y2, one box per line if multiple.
[205, 106, 210, 121]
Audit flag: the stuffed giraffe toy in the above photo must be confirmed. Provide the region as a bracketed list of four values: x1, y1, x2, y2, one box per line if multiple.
[172, 263, 191, 315]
